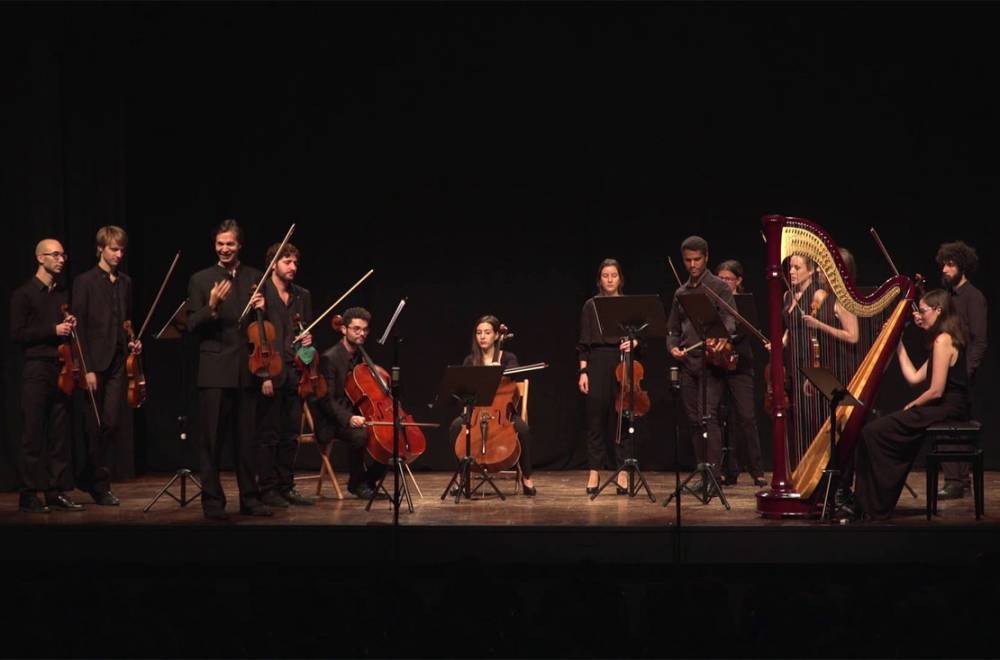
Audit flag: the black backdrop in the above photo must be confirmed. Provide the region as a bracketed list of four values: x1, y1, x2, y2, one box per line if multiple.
[2, 2, 997, 490]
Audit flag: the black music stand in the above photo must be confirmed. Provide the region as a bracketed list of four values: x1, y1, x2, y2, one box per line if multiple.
[144, 300, 202, 512]
[590, 295, 666, 502]
[719, 293, 761, 481]
[664, 291, 731, 509]
[436, 366, 506, 502]
[800, 365, 864, 522]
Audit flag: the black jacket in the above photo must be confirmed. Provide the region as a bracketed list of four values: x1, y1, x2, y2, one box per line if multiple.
[71, 266, 132, 372]
[187, 263, 263, 388]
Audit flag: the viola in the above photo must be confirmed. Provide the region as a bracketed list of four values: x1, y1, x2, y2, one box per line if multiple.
[451, 324, 522, 472]
[614, 356, 651, 416]
[123, 320, 147, 408]
[292, 312, 327, 400]
[247, 293, 281, 379]
[334, 315, 427, 464]
[705, 337, 738, 371]
[57, 304, 81, 396]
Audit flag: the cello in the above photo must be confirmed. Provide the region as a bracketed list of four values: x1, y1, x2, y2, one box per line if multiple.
[333, 315, 429, 464]
[451, 324, 526, 473]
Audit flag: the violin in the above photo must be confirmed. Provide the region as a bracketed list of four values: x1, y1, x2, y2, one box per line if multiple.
[614, 354, 651, 416]
[705, 337, 738, 371]
[808, 298, 822, 369]
[333, 315, 427, 464]
[57, 305, 81, 396]
[452, 324, 522, 472]
[247, 290, 282, 379]
[292, 312, 327, 400]
[123, 320, 147, 408]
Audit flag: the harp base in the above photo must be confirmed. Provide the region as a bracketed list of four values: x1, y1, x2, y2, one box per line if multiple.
[756, 486, 818, 518]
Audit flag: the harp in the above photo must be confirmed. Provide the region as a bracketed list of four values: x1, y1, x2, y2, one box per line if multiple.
[757, 215, 916, 518]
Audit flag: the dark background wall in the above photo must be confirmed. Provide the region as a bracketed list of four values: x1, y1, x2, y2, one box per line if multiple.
[2, 2, 996, 488]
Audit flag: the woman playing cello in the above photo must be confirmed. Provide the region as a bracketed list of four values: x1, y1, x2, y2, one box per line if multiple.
[448, 315, 536, 496]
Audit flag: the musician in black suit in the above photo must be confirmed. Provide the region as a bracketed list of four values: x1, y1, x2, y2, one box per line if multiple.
[187, 219, 269, 520]
[71, 226, 140, 505]
[255, 241, 315, 508]
[316, 307, 386, 499]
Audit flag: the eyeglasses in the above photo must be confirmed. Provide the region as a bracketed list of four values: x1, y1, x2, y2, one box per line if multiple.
[40, 252, 68, 260]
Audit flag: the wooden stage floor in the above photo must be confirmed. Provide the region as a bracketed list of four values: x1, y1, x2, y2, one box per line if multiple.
[3, 470, 1000, 566]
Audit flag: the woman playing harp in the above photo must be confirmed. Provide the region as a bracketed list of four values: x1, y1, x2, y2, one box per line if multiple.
[758, 215, 916, 518]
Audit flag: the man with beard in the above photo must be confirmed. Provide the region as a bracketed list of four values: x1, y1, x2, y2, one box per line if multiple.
[10, 239, 83, 512]
[71, 226, 141, 506]
[935, 240, 988, 500]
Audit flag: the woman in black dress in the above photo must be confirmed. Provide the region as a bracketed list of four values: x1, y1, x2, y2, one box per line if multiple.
[853, 289, 969, 520]
[448, 315, 536, 495]
[577, 259, 636, 495]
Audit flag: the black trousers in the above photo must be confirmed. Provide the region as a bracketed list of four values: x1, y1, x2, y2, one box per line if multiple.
[448, 415, 533, 476]
[19, 359, 70, 496]
[584, 348, 627, 470]
[79, 350, 126, 494]
[327, 424, 386, 492]
[680, 358, 726, 474]
[197, 386, 260, 511]
[721, 370, 765, 479]
[256, 379, 302, 494]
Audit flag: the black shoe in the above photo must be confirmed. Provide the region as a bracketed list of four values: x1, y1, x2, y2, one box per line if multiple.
[47, 493, 85, 512]
[260, 490, 290, 508]
[937, 483, 966, 500]
[753, 476, 769, 488]
[282, 489, 315, 506]
[721, 475, 739, 486]
[239, 503, 274, 517]
[90, 490, 120, 506]
[349, 483, 377, 500]
[521, 481, 537, 497]
[18, 494, 50, 514]
[585, 483, 599, 495]
[203, 508, 229, 521]
[616, 485, 629, 495]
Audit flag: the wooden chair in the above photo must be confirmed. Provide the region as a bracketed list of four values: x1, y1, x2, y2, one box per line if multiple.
[496, 379, 529, 494]
[294, 403, 343, 500]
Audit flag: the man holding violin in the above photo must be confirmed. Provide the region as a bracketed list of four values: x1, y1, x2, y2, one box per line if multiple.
[10, 239, 82, 513]
[667, 236, 737, 494]
[255, 241, 315, 508]
[187, 219, 269, 520]
[316, 307, 386, 500]
[71, 226, 141, 506]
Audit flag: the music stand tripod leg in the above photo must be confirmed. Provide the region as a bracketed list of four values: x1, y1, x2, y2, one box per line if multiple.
[143, 469, 202, 513]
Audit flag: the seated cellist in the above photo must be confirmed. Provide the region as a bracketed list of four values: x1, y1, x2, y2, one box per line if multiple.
[448, 315, 536, 496]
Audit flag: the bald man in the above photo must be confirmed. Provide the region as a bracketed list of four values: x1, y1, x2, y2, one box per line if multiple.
[9, 239, 85, 512]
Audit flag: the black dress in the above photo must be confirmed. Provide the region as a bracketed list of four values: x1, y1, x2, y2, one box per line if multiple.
[854, 343, 970, 520]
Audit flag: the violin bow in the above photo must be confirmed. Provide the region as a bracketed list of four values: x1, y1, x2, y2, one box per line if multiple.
[870, 226, 920, 313]
[66, 312, 102, 428]
[294, 268, 374, 342]
[238, 223, 296, 323]
[135, 251, 181, 342]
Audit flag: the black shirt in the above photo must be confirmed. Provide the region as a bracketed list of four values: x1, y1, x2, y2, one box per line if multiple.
[666, 271, 737, 358]
[261, 279, 312, 385]
[950, 280, 988, 378]
[577, 296, 625, 362]
[318, 341, 364, 428]
[10, 276, 68, 359]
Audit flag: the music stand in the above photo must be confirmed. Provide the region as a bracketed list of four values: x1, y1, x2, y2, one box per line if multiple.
[590, 295, 666, 502]
[436, 366, 505, 502]
[663, 291, 731, 509]
[719, 293, 760, 479]
[144, 300, 202, 512]
[800, 365, 864, 522]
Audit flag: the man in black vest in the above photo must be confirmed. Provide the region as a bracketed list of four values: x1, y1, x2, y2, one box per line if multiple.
[72, 225, 140, 505]
[936, 240, 988, 500]
[187, 219, 269, 520]
[10, 239, 83, 512]
[256, 241, 315, 508]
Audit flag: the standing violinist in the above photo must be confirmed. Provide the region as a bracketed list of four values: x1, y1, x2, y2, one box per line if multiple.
[316, 307, 386, 499]
[577, 258, 636, 495]
[187, 219, 269, 520]
[714, 260, 767, 488]
[448, 315, 536, 495]
[254, 241, 315, 508]
[71, 226, 140, 506]
[667, 236, 737, 493]
[9, 239, 83, 513]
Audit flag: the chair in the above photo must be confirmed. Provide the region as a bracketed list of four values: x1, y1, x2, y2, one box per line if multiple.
[294, 403, 343, 500]
[925, 420, 983, 520]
